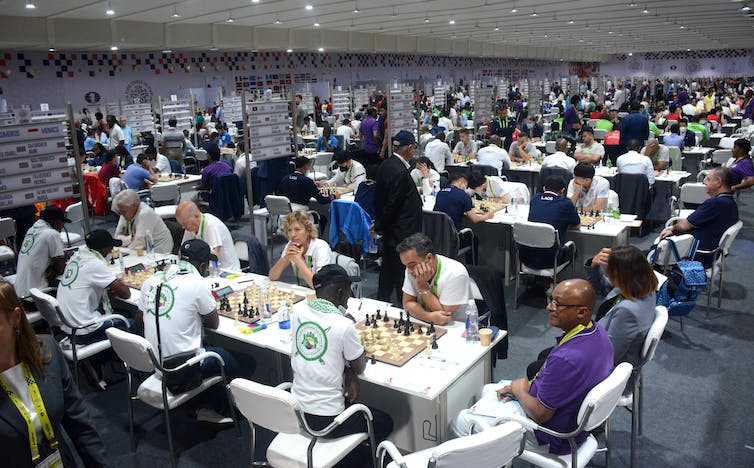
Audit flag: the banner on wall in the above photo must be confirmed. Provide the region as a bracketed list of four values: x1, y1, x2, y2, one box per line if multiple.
[124, 80, 153, 104]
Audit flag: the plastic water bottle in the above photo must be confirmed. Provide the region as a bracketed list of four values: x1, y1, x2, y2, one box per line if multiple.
[465, 300, 480, 343]
[260, 282, 272, 324]
[118, 252, 125, 276]
[210, 259, 219, 277]
[432, 180, 440, 197]
[145, 230, 155, 258]
[277, 303, 291, 343]
[510, 196, 518, 214]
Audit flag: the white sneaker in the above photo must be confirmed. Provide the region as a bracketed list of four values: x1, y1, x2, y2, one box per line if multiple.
[196, 408, 233, 425]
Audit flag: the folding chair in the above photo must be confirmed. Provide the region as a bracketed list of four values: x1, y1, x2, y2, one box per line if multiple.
[149, 183, 181, 219]
[60, 202, 84, 247]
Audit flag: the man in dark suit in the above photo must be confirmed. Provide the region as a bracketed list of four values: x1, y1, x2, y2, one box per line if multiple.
[618, 101, 649, 154]
[373, 130, 423, 303]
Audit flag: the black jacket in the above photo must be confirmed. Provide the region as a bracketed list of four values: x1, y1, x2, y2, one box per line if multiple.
[374, 154, 422, 246]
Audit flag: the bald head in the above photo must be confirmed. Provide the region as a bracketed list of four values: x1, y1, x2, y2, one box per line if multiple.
[175, 201, 202, 233]
[547, 279, 595, 332]
[488, 135, 502, 148]
[555, 137, 569, 152]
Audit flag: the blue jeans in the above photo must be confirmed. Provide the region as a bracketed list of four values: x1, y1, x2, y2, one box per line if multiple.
[197, 346, 240, 414]
[76, 318, 137, 346]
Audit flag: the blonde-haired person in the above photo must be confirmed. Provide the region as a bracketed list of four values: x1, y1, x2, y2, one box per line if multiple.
[268, 211, 332, 288]
[0, 279, 107, 467]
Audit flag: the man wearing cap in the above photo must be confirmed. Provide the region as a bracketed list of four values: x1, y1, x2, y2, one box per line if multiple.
[374, 130, 423, 303]
[488, 102, 516, 151]
[56, 230, 133, 346]
[176, 201, 240, 271]
[291, 264, 393, 459]
[277, 156, 339, 210]
[139, 239, 241, 425]
[14, 206, 68, 300]
[321, 150, 366, 193]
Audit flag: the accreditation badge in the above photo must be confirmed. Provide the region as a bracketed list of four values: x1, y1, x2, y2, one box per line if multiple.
[36, 449, 62, 468]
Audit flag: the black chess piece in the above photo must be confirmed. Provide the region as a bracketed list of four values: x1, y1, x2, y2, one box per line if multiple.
[396, 325, 402, 334]
[376, 309, 382, 320]
[383, 312, 390, 323]
[398, 311, 404, 326]
[237, 303, 242, 317]
[372, 318, 378, 329]
[416, 325, 423, 335]
[393, 318, 399, 329]
[431, 334, 439, 350]
[403, 325, 410, 337]
[427, 322, 435, 336]
[370, 355, 376, 365]
[364, 315, 370, 326]
[504, 206, 509, 214]
[243, 292, 248, 305]
[243, 304, 249, 316]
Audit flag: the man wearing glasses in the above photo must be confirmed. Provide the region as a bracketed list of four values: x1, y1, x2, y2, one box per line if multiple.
[452, 279, 614, 456]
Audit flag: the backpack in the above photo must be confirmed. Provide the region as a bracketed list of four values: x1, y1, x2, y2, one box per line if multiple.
[654, 238, 707, 317]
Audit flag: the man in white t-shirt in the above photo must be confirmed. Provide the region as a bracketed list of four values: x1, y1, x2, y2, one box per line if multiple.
[56, 230, 132, 346]
[176, 201, 240, 271]
[106, 115, 125, 151]
[145, 146, 171, 173]
[398, 233, 476, 325]
[617, 139, 655, 186]
[336, 118, 356, 140]
[14, 206, 67, 300]
[567, 163, 611, 212]
[640, 140, 670, 173]
[425, 131, 453, 172]
[324, 151, 366, 192]
[508, 133, 537, 164]
[112, 189, 173, 254]
[476, 135, 511, 173]
[541, 138, 577, 174]
[140, 239, 241, 425]
[573, 127, 605, 165]
[291, 264, 393, 460]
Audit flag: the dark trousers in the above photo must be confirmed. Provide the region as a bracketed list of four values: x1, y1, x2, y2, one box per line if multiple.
[77, 318, 136, 345]
[378, 244, 404, 305]
[527, 346, 554, 381]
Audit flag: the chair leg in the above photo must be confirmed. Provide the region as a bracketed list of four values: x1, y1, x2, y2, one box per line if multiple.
[706, 264, 715, 317]
[125, 366, 136, 451]
[637, 374, 644, 436]
[71, 335, 80, 388]
[164, 405, 176, 468]
[605, 417, 612, 468]
[717, 257, 725, 309]
[514, 269, 520, 311]
[631, 388, 639, 468]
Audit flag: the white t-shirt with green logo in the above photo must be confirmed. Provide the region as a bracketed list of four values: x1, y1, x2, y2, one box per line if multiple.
[56, 247, 116, 334]
[14, 219, 64, 298]
[291, 298, 364, 416]
[139, 262, 216, 358]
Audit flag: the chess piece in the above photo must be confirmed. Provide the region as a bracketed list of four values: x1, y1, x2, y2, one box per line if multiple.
[398, 311, 404, 326]
[425, 343, 432, 355]
[416, 325, 423, 335]
[372, 318, 378, 329]
[393, 318, 399, 329]
[376, 309, 381, 320]
[431, 334, 439, 350]
[383, 312, 390, 323]
[364, 315, 370, 326]
[504, 206, 509, 214]
[237, 303, 242, 318]
[370, 355, 376, 365]
[426, 322, 435, 336]
[403, 325, 410, 337]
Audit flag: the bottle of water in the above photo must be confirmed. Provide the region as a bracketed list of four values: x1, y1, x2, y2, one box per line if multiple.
[260, 282, 272, 323]
[145, 230, 155, 258]
[277, 303, 291, 343]
[432, 179, 440, 197]
[465, 300, 480, 343]
[118, 252, 125, 276]
[210, 259, 219, 277]
[510, 196, 518, 214]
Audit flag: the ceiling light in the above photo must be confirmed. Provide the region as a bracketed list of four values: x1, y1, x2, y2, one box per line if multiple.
[568, 18, 575, 24]
[494, 24, 499, 31]
[226, 11, 235, 22]
[162, 49, 172, 53]
[544, 34, 548, 37]
[313, 20, 320, 27]
[530, 10, 538, 17]
[628, 2, 637, 6]
[642, 5, 649, 13]
[106, 2, 115, 15]
[449, 19, 455, 24]
[609, 31, 613, 34]
[252, 0, 260, 3]
[353, 1, 359, 13]
[679, 24, 685, 29]
[628, 52, 633, 56]
[110, 45, 118, 51]
[25, 2, 36, 9]
[171, 6, 180, 17]
[274, 15, 282, 24]
[687, 48, 691, 51]
[305, 2, 313, 10]
[511, 1, 517, 13]
[48, 47, 55, 51]
[741, 5, 751, 11]
[318, 47, 324, 52]
[424, 17, 430, 23]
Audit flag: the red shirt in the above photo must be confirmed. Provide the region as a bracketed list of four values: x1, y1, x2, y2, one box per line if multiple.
[589, 111, 603, 120]
[98, 162, 120, 185]
[666, 112, 681, 121]
[707, 114, 720, 123]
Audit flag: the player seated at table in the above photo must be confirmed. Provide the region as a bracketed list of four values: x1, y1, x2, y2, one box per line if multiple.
[316, 123, 339, 152]
[291, 264, 393, 464]
[616, 139, 655, 187]
[434, 174, 496, 231]
[138, 239, 242, 425]
[319, 150, 366, 193]
[424, 131, 453, 172]
[198, 143, 232, 193]
[467, 171, 511, 203]
[475, 135, 511, 173]
[114, 144, 134, 169]
[573, 127, 605, 165]
[269, 211, 332, 288]
[640, 139, 669, 174]
[277, 156, 338, 210]
[451, 128, 478, 161]
[524, 115, 545, 141]
[87, 142, 107, 166]
[519, 176, 580, 270]
[302, 115, 319, 136]
[541, 138, 577, 173]
[112, 189, 173, 254]
[452, 279, 614, 459]
[409, 156, 442, 195]
[567, 162, 610, 213]
[729, 138, 754, 193]
[398, 233, 477, 326]
[176, 201, 240, 271]
[509, 132, 537, 164]
[658, 167, 738, 268]
[145, 145, 171, 174]
[97, 149, 120, 186]
[122, 153, 157, 191]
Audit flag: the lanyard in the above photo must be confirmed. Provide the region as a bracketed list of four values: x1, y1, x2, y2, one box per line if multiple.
[124, 219, 133, 236]
[419, 258, 442, 307]
[344, 162, 354, 184]
[198, 214, 206, 240]
[557, 321, 593, 347]
[612, 294, 624, 308]
[0, 363, 58, 462]
[294, 253, 313, 286]
[485, 176, 497, 197]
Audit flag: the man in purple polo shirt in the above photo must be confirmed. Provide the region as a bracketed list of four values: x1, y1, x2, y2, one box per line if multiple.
[453, 279, 614, 456]
[199, 142, 232, 191]
[359, 107, 381, 168]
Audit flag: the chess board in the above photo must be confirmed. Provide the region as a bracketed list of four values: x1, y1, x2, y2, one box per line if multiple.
[122, 266, 157, 290]
[157, 174, 188, 182]
[213, 284, 306, 325]
[319, 185, 352, 197]
[579, 213, 602, 228]
[473, 198, 508, 214]
[355, 313, 447, 367]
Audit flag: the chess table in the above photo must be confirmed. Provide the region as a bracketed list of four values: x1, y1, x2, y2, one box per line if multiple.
[156, 173, 190, 182]
[356, 312, 446, 366]
[473, 198, 508, 214]
[319, 185, 353, 197]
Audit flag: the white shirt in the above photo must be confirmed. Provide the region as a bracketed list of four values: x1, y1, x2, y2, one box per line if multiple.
[424, 139, 453, 172]
[181, 213, 240, 271]
[282, 238, 332, 286]
[139, 262, 216, 358]
[152, 153, 171, 173]
[291, 298, 364, 416]
[351, 119, 361, 135]
[476, 145, 511, 173]
[567, 175, 611, 209]
[114, 203, 173, 254]
[234, 153, 256, 180]
[410, 168, 441, 195]
[56, 247, 116, 334]
[15, 219, 64, 298]
[402, 254, 477, 322]
[682, 103, 697, 117]
[438, 116, 454, 131]
[108, 124, 125, 150]
[617, 150, 655, 186]
[0, 364, 41, 436]
[640, 145, 670, 165]
[304, 121, 319, 136]
[326, 160, 366, 192]
[575, 142, 606, 162]
[335, 125, 355, 140]
[542, 151, 577, 173]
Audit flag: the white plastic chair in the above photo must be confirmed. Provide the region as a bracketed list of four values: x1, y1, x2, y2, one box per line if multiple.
[607, 190, 620, 212]
[150, 183, 181, 219]
[667, 146, 683, 171]
[378, 421, 525, 468]
[649, 234, 696, 274]
[698, 220, 743, 310]
[29, 287, 127, 387]
[194, 148, 208, 168]
[545, 141, 557, 154]
[264, 194, 293, 261]
[710, 149, 732, 166]
[593, 129, 609, 141]
[0, 217, 17, 263]
[512, 221, 576, 310]
[309, 152, 333, 181]
[498, 181, 530, 204]
[679, 183, 709, 208]
[497, 362, 633, 468]
[229, 378, 376, 468]
[614, 306, 668, 468]
[60, 202, 84, 247]
[332, 251, 362, 298]
[106, 327, 237, 468]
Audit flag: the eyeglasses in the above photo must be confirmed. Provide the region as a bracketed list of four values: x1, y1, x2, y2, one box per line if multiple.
[547, 296, 586, 309]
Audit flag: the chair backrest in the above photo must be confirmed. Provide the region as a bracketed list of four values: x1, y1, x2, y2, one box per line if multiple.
[607, 189, 620, 212]
[235, 240, 249, 262]
[105, 327, 157, 373]
[593, 128, 608, 140]
[667, 146, 683, 171]
[718, 220, 743, 256]
[577, 362, 633, 431]
[711, 149, 733, 165]
[651, 234, 695, 269]
[538, 166, 573, 194]
[0, 217, 16, 241]
[611, 173, 651, 218]
[195, 149, 208, 162]
[228, 378, 303, 435]
[313, 151, 333, 169]
[109, 177, 126, 197]
[498, 181, 530, 204]
[28, 288, 63, 328]
[332, 252, 361, 297]
[431, 421, 525, 468]
[150, 183, 180, 204]
[264, 195, 293, 217]
[718, 137, 735, 149]
[66, 202, 84, 223]
[693, 131, 703, 146]
[512, 221, 558, 249]
[421, 211, 460, 260]
[471, 164, 499, 177]
[641, 306, 669, 365]
[679, 183, 709, 207]
[545, 141, 556, 154]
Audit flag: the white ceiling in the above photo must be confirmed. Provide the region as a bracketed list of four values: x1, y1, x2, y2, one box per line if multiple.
[1, 0, 753, 59]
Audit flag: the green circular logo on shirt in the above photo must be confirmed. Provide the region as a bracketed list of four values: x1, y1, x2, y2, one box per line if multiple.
[144, 283, 175, 318]
[60, 260, 79, 288]
[20, 233, 35, 255]
[294, 321, 328, 363]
